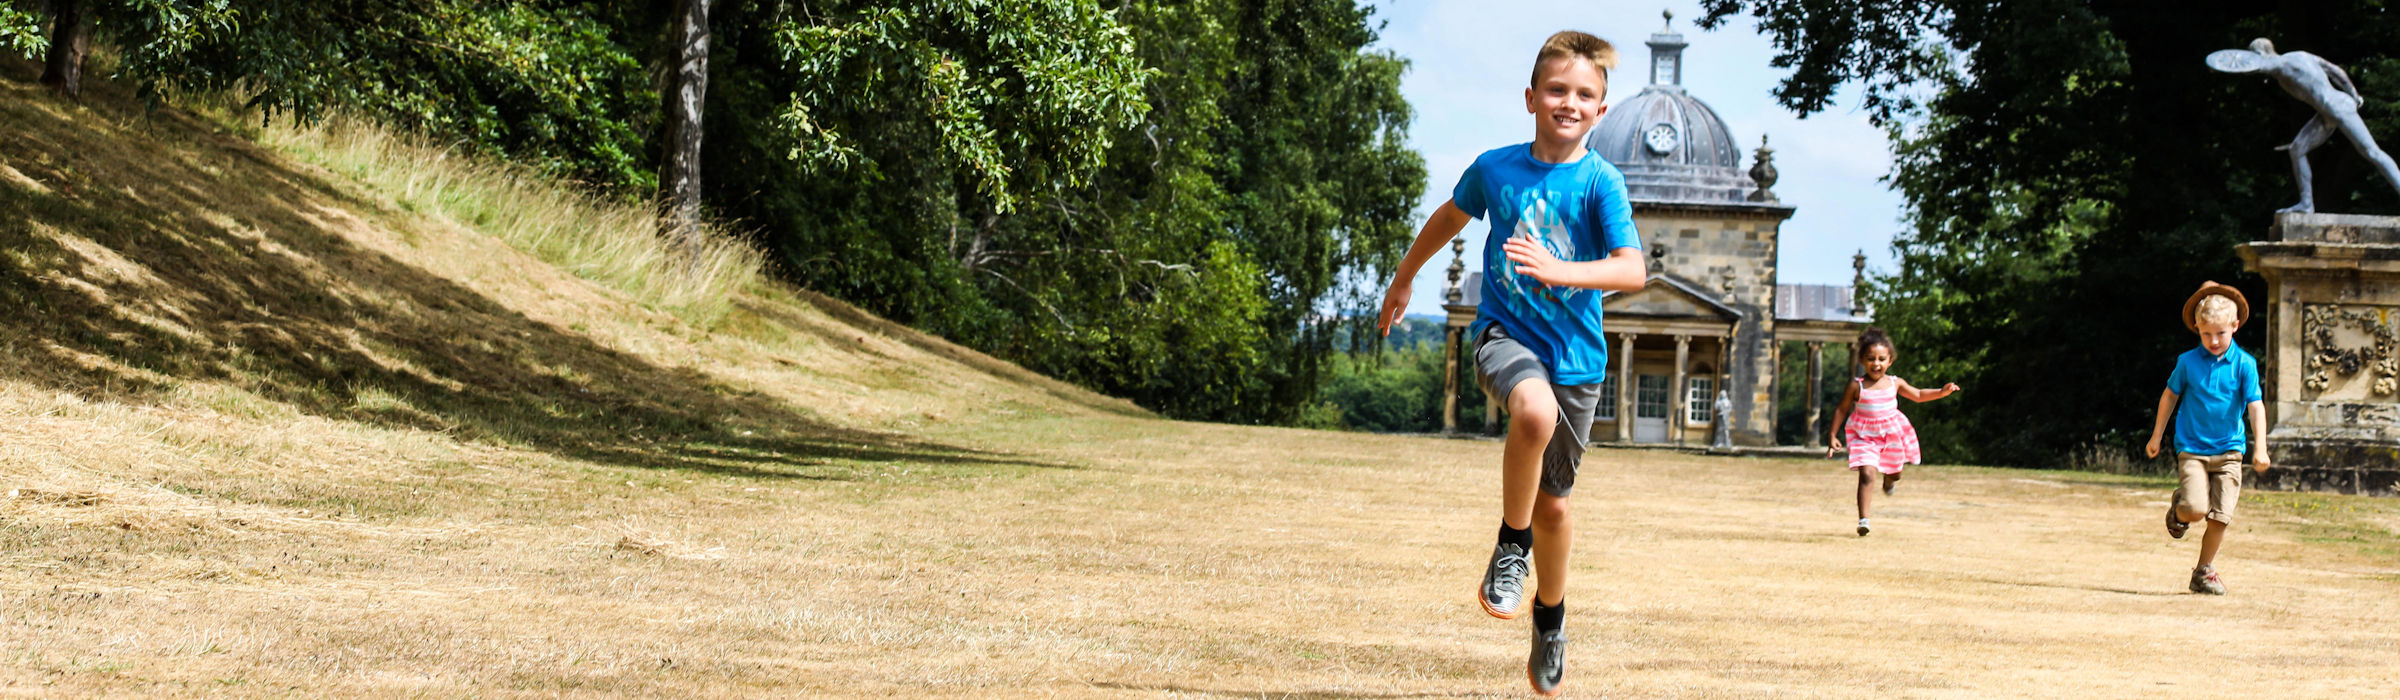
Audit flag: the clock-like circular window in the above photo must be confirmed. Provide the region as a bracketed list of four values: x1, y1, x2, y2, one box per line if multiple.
[1643, 123, 1681, 155]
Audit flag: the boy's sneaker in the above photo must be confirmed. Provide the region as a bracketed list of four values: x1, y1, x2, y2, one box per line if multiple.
[2189, 565, 2226, 595]
[1478, 542, 1530, 619]
[1856, 518, 1871, 537]
[1527, 625, 1566, 696]
[2165, 503, 2189, 539]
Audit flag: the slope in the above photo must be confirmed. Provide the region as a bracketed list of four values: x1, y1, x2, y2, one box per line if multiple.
[2, 61, 2398, 699]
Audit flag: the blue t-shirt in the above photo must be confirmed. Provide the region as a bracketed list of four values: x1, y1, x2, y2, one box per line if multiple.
[2166, 344, 2262, 455]
[1455, 144, 1640, 385]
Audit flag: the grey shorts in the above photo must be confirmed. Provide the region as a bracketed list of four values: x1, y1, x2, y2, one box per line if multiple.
[1473, 323, 1602, 497]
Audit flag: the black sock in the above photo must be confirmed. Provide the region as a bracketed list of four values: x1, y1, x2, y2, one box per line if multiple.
[1533, 598, 1565, 633]
[1498, 523, 1533, 550]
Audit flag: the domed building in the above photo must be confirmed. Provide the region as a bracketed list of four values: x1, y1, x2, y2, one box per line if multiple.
[1440, 15, 1870, 448]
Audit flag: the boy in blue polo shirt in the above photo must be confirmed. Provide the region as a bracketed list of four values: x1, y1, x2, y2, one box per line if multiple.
[1376, 30, 1646, 696]
[2144, 282, 2272, 595]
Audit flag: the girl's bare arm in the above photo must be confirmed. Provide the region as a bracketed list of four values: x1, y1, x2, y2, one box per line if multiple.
[1827, 381, 1860, 448]
[1893, 377, 1960, 402]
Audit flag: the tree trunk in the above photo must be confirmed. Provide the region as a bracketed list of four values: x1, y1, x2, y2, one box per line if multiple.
[964, 209, 997, 274]
[659, 0, 710, 248]
[39, 0, 90, 99]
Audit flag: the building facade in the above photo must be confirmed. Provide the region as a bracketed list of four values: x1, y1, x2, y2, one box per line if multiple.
[1439, 17, 1870, 447]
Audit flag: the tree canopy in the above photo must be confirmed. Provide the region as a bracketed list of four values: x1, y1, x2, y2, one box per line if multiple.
[1699, 0, 2400, 465]
[6, 0, 1424, 425]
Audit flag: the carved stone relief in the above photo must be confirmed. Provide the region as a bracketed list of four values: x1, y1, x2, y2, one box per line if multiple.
[2302, 303, 2400, 399]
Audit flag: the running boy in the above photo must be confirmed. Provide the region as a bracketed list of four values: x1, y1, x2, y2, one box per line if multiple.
[2144, 281, 2271, 595]
[1377, 30, 1645, 696]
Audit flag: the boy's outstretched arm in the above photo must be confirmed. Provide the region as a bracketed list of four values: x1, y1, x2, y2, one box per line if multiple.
[1894, 377, 1960, 402]
[2248, 400, 2272, 472]
[1378, 200, 1473, 336]
[2144, 389, 2178, 458]
[1501, 236, 1647, 292]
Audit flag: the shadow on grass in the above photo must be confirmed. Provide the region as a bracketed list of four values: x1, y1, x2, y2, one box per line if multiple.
[0, 63, 1071, 480]
[1964, 577, 2180, 597]
[735, 291, 1149, 419]
[1088, 683, 1495, 699]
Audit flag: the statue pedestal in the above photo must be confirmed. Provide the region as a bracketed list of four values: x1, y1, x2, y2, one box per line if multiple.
[2236, 213, 2400, 497]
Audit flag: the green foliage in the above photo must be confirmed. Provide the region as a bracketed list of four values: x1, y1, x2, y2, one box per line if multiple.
[1214, 0, 1426, 422]
[720, 0, 1421, 423]
[63, 0, 1421, 425]
[1772, 341, 1850, 446]
[0, 1, 44, 57]
[1703, 0, 2400, 466]
[771, 0, 1151, 213]
[1316, 349, 1445, 433]
[1312, 317, 1485, 433]
[112, 1, 656, 189]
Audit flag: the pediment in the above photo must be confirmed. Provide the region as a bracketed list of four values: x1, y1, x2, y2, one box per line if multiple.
[1602, 275, 1742, 321]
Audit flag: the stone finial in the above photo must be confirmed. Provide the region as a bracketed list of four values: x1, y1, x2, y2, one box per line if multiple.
[1662, 8, 1673, 30]
[1747, 134, 1780, 203]
[1851, 250, 1870, 313]
[1443, 237, 1466, 304]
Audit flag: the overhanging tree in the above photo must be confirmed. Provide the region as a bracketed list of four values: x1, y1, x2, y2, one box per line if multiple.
[11, 0, 1424, 425]
[1699, 0, 2400, 466]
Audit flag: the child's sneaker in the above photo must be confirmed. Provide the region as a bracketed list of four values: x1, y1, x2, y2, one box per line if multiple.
[1856, 518, 1871, 537]
[1478, 542, 1530, 619]
[2165, 503, 2189, 539]
[1881, 474, 1897, 497]
[2189, 565, 2226, 595]
[1527, 625, 1566, 696]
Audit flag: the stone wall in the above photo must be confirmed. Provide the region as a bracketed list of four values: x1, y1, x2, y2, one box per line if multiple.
[1634, 202, 1790, 445]
[2236, 212, 2400, 496]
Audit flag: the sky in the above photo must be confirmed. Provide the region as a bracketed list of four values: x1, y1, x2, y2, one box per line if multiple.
[1367, 0, 1909, 316]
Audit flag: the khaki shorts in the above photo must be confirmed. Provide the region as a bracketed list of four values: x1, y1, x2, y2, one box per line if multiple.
[2173, 452, 2244, 525]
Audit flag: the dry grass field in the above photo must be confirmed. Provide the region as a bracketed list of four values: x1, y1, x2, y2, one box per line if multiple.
[3, 64, 2398, 698]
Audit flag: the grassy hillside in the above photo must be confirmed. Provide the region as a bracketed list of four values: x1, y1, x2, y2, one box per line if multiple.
[2, 63, 2397, 698]
[0, 60, 1143, 694]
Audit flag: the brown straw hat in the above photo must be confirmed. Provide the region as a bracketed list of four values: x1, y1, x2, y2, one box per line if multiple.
[2181, 281, 2251, 332]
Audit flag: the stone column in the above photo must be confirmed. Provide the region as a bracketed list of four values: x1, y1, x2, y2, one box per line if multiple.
[2237, 213, 2400, 495]
[1485, 391, 1501, 437]
[1442, 325, 1462, 434]
[1615, 332, 1636, 442]
[1671, 334, 1691, 445]
[1804, 341, 1824, 448]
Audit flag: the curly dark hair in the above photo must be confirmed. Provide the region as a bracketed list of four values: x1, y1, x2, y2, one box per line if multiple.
[1855, 327, 1895, 357]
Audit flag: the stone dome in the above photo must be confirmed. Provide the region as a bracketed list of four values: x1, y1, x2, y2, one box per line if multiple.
[1585, 24, 1758, 204]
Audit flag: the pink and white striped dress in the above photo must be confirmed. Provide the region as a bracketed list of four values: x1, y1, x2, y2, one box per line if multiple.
[1846, 379, 1921, 474]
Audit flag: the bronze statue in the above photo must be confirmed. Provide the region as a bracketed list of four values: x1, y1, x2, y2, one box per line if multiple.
[2211, 39, 2400, 214]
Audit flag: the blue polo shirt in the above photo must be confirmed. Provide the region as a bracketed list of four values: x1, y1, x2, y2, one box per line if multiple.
[2166, 343, 2262, 455]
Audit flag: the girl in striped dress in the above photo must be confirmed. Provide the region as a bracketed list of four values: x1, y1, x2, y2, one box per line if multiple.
[1827, 327, 1959, 536]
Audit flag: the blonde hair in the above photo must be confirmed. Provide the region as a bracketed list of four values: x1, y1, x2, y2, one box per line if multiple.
[1531, 31, 1617, 87]
[2195, 295, 2240, 327]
